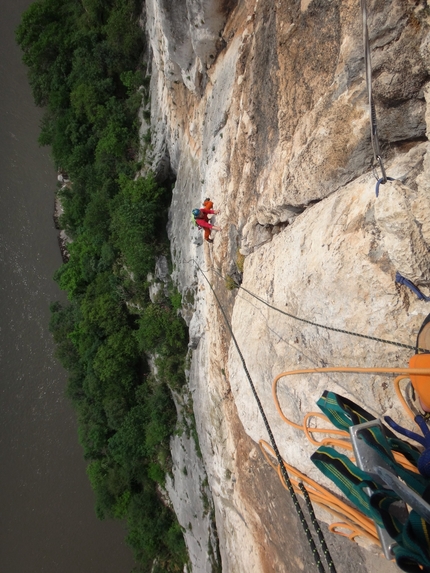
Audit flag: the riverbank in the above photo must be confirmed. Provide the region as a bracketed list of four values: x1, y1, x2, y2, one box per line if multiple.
[0, 1, 137, 571]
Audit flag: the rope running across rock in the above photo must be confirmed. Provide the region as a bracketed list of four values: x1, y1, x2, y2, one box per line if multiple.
[207, 265, 422, 354]
[193, 259, 337, 573]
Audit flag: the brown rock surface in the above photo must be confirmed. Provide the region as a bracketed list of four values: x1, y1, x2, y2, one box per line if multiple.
[146, 1, 430, 571]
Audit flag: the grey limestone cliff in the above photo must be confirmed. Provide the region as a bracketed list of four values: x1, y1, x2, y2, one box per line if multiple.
[144, 1, 430, 572]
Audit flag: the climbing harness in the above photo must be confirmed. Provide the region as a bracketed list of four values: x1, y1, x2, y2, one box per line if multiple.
[361, 0, 393, 195]
[193, 260, 337, 573]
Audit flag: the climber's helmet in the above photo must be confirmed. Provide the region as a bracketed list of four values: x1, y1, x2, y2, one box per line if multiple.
[192, 209, 201, 218]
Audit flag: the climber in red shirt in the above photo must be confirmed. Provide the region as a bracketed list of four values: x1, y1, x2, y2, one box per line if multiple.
[192, 199, 221, 242]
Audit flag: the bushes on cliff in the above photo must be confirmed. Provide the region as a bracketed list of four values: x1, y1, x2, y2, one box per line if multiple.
[16, 0, 143, 178]
[110, 174, 169, 282]
[19, 0, 189, 571]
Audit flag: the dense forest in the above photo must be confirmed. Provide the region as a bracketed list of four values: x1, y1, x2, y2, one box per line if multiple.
[16, 0, 189, 570]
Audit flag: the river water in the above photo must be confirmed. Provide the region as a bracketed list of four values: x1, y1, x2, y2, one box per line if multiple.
[0, 1, 136, 571]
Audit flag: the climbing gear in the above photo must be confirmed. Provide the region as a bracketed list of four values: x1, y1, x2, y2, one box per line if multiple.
[384, 414, 430, 478]
[313, 393, 430, 571]
[348, 418, 409, 560]
[192, 208, 201, 218]
[193, 261, 428, 354]
[375, 177, 395, 197]
[361, 0, 393, 194]
[271, 366, 428, 473]
[271, 366, 430, 570]
[209, 265, 423, 352]
[416, 314, 430, 353]
[396, 272, 430, 303]
[409, 353, 430, 411]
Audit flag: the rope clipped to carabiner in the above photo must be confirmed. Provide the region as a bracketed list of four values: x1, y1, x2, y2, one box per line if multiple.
[375, 177, 395, 197]
[361, 0, 393, 196]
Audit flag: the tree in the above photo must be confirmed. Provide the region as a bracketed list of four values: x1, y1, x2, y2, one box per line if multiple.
[18, 1, 187, 570]
[92, 326, 138, 384]
[16, 0, 75, 106]
[110, 174, 167, 280]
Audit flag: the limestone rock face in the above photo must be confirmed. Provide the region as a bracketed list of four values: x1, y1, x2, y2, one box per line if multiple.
[146, 0, 237, 93]
[165, 389, 218, 573]
[229, 144, 430, 493]
[146, 1, 430, 572]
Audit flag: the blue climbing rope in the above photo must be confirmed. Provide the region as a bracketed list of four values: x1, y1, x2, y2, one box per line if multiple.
[375, 177, 395, 197]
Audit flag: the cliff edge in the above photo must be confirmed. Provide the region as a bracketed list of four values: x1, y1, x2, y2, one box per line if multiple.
[146, 1, 430, 571]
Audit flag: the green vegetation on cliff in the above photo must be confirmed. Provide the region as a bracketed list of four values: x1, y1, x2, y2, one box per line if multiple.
[17, 1, 188, 570]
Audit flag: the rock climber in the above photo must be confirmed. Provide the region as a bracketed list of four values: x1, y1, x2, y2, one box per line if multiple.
[192, 198, 221, 243]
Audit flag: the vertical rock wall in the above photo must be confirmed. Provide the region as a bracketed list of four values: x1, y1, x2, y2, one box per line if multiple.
[146, 1, 430, 571]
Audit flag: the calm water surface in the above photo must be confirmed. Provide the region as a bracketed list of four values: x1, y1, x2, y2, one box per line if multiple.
[0, 1, 136, 571]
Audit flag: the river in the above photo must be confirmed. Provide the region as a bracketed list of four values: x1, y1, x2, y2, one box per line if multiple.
[0, 1, 136, 571]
